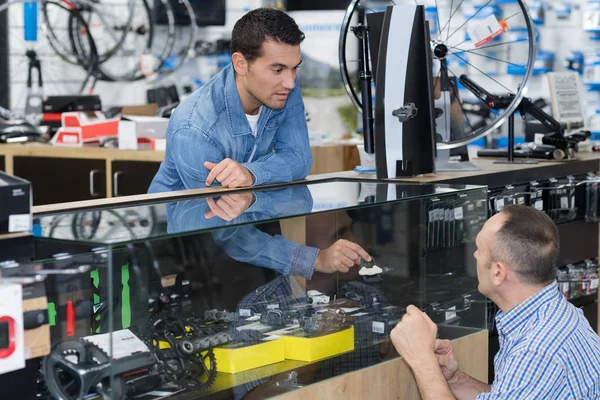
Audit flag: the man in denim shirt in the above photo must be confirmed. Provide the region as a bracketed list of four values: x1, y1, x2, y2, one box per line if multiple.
[150, 8, 372, 278]
[149, 8, 310, 194]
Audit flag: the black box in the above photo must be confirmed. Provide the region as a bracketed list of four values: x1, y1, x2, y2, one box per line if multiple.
[0, 171, 31, 235]
[42, 95, 101, 113]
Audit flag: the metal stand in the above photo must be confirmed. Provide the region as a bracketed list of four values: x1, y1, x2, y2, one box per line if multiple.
[351, 24, 375, 154]
[436, 149, 480, 171]
[494, 114, 539, 165]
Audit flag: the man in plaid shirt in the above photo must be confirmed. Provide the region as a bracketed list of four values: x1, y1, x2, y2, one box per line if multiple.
[391, 205, 600, 399]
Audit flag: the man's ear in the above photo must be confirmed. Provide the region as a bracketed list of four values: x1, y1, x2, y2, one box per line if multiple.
[232, 52, 248, 76]
[491, 261, 508, 287]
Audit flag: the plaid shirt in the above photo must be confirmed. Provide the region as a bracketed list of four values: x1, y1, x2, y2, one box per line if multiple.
[478, 281, 600, 400]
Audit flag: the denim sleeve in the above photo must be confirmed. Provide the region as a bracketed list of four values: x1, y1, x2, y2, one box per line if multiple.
[245, 187, 313, 216]
[171, 127, 225, 189]
[212, 227, 318, 279]
[242, 85, 312, 186]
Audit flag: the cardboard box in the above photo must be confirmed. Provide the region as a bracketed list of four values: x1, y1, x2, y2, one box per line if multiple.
[119, 115, 169, 150]
[51, 111, 119, 147]
[0, 172, 31, 235]
[213, 339, 285, 374]
[121, 104, 159, 116]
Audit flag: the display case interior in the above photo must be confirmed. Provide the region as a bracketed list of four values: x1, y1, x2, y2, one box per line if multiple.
[8, 179, 489, 399]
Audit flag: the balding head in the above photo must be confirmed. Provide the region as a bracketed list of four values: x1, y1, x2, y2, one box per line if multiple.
[488, 205, 559, 285]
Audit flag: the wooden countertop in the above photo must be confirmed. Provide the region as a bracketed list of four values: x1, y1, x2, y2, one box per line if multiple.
[32, 152, 600, 216]
[0, 140, 361, 161]
[0, 143, 167, 162]
[311, 152, 600, 183]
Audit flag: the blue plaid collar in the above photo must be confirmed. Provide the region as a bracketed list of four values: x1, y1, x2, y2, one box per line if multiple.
[496, 281, 559, 339]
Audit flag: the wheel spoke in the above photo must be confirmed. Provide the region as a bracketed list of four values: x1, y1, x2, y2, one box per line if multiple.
[504, 11, 522, 21]
[448, 49, 525, 69]
[446, 66, 476, 132]
[438, 0, 466, 39]
[446, 0, 494, 42]
[450, 39, 528, 53]
[433, 0, 442, 41]
[450, 52, 512, 93]
[445, 0, 455, 42]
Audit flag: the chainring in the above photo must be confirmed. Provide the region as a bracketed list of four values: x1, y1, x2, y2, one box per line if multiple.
[145, 313, 218, 390]
[42, 339, 124, 400]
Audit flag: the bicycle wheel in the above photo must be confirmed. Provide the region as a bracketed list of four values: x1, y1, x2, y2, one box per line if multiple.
[157, 0, 198, 75]
[339, 0, 536, 149]
[0, 0, 98, 118]
[43, 0, 136, 65]
[90, 0, 176, 81]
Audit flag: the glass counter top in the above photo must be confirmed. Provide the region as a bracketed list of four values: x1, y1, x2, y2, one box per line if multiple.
[34, 179, 486, 246]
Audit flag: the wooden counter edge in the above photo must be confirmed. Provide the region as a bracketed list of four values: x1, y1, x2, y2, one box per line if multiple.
[32, 152, 600, 215]
[273, 329, 488, 400]
[0, 144, 166, 162]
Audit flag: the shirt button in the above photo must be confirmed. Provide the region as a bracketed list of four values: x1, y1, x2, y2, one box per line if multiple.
[274, 121, 279, 126]
[247, 148, 251, 152]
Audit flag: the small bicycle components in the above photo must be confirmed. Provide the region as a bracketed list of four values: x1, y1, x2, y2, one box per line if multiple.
[260, 306, 314, 328]
[300, 309, 349, 333]
[42, 339, 156, 400]
[204, 309, 235, 323]
[306, 290, 330, 305]
[392, 103, 418, 123]
[146, 313, 229, 390]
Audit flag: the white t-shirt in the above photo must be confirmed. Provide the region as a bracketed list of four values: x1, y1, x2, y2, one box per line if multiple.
[246, 106, 262, 137]
[246, 107, 262, 162]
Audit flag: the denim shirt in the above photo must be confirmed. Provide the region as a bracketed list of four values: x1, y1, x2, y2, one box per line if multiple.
[166, 186, 319, 279]
[148, 63, 312, 194]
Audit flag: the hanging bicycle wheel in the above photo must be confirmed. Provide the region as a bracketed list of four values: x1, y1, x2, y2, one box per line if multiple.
[157, 0, 198, 75]
[91, 0, 176, 81]
[339, 0, 536, 149]
[42, 0, 135, 66]
[0, 0, 98, 118]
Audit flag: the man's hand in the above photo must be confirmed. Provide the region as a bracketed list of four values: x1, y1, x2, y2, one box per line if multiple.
[205, 193, 255, 221]
[390, 305, 438, 367]
[314, 239, 371, 274]
[435, 339, 459, 383]
[205, 159, 255, 188]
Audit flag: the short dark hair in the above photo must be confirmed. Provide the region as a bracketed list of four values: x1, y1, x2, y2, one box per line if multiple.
[231, 8, 305, 63]
[491, 205, 559, 285]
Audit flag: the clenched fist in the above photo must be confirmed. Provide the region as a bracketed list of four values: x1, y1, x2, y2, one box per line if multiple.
[390, 305, 438, 367]
[205, 159, 255, 188]
[314, 239, 371, 274]
[434, 339, 459, 383]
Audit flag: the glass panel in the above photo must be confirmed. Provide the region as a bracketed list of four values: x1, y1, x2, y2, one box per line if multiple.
[33, 179, 485, 245]
[26, 183, 488, 399]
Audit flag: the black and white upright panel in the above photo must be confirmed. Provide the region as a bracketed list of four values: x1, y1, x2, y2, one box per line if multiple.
[374, 5, 436, 179]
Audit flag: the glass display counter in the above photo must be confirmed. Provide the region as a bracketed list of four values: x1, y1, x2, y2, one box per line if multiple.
[4, 179, 489, 399]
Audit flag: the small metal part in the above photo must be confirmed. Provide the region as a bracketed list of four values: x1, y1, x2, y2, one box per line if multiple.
[276, 371, 303, 389]
[392, 103, 418, 122]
